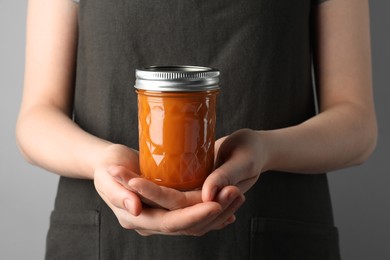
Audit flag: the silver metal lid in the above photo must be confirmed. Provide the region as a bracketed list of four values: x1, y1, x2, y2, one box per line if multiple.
[134, 65, 220, 92]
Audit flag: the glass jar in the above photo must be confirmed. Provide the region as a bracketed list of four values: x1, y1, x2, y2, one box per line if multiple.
[134, 66, 220, 190]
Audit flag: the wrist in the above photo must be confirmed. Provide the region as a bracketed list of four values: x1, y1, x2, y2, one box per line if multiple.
[254, 130, 274, 173]
[88, 140, 114, 179]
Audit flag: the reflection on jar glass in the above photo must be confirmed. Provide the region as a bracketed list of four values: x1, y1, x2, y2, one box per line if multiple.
[134, 66, 220, 190]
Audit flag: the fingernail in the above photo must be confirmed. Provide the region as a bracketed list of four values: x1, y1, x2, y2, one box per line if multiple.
[209, 186, 218, 201]
[113, 176, 124, 183]
[226, 215, 236, 225]
[124, 199, 135, 215]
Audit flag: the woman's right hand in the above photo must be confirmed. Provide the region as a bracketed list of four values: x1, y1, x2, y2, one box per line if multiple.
[93, 144, 245, 236]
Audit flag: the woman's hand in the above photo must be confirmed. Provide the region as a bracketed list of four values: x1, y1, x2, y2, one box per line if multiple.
[93, 144, 143, 216]
[94, 144, 245, 236]
[202, 129, 267, 202]
[122, 179, 244, 236]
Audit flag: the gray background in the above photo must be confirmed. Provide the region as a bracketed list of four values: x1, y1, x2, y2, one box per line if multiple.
[0, 1, 388, 259]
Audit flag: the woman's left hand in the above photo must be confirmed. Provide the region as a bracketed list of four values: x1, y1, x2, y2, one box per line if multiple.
[202, 128, 267, 202]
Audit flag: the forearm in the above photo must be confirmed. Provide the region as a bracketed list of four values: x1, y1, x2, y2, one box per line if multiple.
[16, 105, 112, 179]
[260, 102, 377, 174]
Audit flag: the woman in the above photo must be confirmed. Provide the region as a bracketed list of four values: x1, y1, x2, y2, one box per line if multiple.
[17, 0, 377, 259]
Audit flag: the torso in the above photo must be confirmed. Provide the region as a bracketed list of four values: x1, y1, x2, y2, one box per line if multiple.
[46, 1, 340, 259]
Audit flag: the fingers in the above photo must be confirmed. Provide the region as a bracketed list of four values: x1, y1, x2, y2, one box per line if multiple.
[210, 196, 244, 230]
[126, 180, 245, 236]
[110, 194, 243, 237]
[117, 200, 222, 236]
[95, 168, 142, 216]
[146, 202, 222, 233]
[187, 186, 245, 235]
[127, 178, 202, 210]
[202, 154, 247, 201]
[99, 179, 244, 236]
[205, 186, 245, 230]
[98, 161, 246, 236]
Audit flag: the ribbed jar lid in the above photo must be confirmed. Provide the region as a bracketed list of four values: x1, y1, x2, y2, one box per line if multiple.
[135, 65, 220, 92]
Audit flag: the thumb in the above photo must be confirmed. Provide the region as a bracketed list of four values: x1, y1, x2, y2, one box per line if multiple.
[107, 165, 139, 188]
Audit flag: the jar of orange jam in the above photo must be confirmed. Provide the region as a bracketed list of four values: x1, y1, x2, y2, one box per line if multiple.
[134, 66, 220, 190]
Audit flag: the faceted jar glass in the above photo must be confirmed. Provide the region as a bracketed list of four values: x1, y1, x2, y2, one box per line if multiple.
[137, 89, 218, 190]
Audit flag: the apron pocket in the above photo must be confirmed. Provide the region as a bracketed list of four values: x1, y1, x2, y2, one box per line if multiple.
[250, 217, 340, 260]
[45, 210, 100, 260]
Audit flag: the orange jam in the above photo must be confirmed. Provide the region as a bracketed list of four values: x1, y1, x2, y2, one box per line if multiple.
[137, 90, 218, 190]
[134, 66, 220, 190]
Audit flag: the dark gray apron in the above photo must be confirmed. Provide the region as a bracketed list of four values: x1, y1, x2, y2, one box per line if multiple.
[46, 0, 340, 259]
